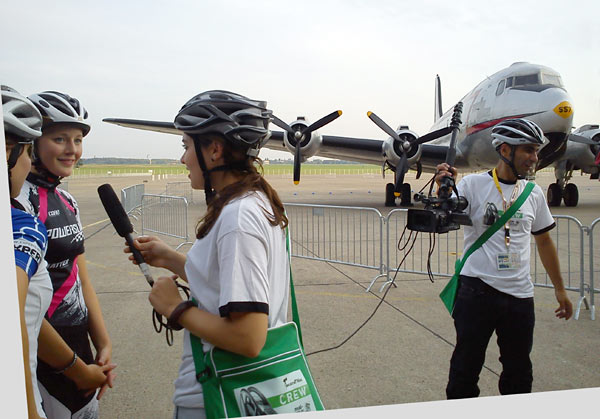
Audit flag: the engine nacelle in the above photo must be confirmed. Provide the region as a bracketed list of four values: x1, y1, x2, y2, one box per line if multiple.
[282, 117, 323, 162]
[382, 127, 422, 170]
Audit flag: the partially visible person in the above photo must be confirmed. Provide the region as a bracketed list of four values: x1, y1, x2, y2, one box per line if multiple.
[435, 118, 573, 399]
[17, 91, 115, 418]
[3, 84, 50, 419]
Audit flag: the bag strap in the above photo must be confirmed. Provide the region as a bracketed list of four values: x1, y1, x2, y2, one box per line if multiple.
[287, 226, 303, 346]
[456, 180, 535, 273]
[190, 225, 301, 379]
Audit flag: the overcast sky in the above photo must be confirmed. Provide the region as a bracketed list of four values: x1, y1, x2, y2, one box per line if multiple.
[2, 0, 598, 160]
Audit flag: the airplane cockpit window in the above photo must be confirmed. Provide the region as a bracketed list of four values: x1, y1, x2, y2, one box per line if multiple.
[506, 77, 514, 88]
[541, 73, 564, 87]
[513, 74, 540, 86]
[496, 79, 505, 96]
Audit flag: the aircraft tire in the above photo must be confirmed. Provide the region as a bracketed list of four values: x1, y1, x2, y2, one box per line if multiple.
[385, 183, 396, 207]
[547, 183, 562, 207]
[563, 183, 579, 207]
[400, 183, 413, 206]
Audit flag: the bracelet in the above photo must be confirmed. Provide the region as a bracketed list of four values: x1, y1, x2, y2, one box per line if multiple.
[167, 300, 197, 331]
[54, 352, 78, 374]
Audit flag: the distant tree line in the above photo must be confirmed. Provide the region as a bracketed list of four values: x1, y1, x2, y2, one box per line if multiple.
[79, 157, 180, 165]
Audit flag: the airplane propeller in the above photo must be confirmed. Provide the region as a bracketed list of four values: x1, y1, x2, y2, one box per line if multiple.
[367, 111, 452, 197]
[271, 110, 343, 184]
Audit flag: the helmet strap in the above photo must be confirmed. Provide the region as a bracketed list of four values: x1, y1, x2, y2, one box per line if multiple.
[193, 138, 216, 205]
[6, 143, 25, 198]
[497, 145, 524, 180]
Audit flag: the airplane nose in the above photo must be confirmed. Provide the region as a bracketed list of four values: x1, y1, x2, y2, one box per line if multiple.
[539, 88, 573, 133]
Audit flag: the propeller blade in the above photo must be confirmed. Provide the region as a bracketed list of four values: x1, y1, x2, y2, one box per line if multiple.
[293, 142, 302, 184]
[271, 115, 294, 134]
[414, 126, 453, 145]
[302, 110, 342, 136]
[367, 111, 401, 141]
[394, 153, 408, 196]
[568, 134, 597, 145]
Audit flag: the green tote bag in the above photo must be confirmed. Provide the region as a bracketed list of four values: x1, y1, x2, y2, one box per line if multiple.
[189, 228, 324, 418]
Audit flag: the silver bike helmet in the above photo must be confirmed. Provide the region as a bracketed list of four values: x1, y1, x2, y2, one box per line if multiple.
[491, 118, 546, 149]
[28, 90, 91, 136]
[491, 118, 545, 179]
[174, 90, 272, 157]
[2, 85, 42, 140]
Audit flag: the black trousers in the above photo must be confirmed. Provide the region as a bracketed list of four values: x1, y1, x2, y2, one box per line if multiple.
[446, 275, 535, 399]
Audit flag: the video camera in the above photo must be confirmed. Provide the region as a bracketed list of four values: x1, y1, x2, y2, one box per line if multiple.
[406, 102, 473, 234]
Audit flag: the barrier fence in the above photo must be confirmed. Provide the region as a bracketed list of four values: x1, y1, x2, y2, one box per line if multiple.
[589, 218, 600, 320]
[284, 204, 385, 280]
[128, 182, 598, 320]
[121, 184, 145, 216]
[284, 205, 597, 320]
[165, 181, 198, 204]
[141, 194, 191, 250]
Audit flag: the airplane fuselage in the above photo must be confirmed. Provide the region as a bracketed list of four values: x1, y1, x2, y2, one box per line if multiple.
[421, 62, 573, 172]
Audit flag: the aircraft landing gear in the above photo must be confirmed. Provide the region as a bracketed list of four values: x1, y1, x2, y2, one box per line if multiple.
[385, 183, 414, 207]
[400, 183, 413, 207]
[563, 183, 579, 207]
[547, 182, 579, 207]
[385, 183, 396, 207]
[547, 183, 562, 207]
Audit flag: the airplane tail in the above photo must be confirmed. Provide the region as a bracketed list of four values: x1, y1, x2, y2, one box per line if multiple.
[434, 75, 443, 123]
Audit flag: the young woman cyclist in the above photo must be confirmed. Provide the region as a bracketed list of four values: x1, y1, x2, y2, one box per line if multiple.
[4, 86, 111, 419]
[17, 91, 115, 418]
[124, 90, 290, 419]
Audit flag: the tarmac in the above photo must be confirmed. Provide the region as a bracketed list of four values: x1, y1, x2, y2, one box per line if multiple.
[66, 169, 600, 418]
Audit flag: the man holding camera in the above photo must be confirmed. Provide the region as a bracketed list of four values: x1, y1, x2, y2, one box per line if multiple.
[435, 118, 573, 399]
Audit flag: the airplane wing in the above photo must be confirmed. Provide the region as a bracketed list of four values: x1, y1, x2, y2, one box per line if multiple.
[103, 117, 392, 165]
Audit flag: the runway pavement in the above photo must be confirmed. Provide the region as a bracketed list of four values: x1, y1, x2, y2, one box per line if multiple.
[68, 170, 600, 418]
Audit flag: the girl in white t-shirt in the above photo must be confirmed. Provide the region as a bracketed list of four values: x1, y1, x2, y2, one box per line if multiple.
[125, 91, 289, 419]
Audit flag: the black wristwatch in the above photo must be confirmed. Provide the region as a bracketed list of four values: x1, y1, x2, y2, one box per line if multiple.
[167, 300, 197, 331]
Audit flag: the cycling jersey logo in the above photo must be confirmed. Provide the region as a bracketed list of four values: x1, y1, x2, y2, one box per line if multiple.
[47, 223, 83, 241]
[48, 209, 60, 217]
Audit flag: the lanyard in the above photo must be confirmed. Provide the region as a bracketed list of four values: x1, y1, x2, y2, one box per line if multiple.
[492, 168, 520, 249]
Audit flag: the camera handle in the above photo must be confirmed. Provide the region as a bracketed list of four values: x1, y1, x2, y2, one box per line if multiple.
[438, 101, 463, 200]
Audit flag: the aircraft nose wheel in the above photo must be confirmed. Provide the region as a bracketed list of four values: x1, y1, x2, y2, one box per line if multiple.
[385, 183, 397, 207]
[563, 183, 579, 207]
[547, 183, 562, 207]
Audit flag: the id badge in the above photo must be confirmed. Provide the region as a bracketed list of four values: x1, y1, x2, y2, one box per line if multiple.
[496, 253, 521, 270]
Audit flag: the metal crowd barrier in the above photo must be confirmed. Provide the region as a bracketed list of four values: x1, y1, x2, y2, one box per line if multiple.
[141, 194, 191, 250]
[121, 183, 145, 217]
[122, 184, 597, 319]
[284, 205, 595, 319]
[165, 181, 197, 204]
[284, 203, 386, 287]
[530, 215, 588, 320]
[588, 218, 600, 320]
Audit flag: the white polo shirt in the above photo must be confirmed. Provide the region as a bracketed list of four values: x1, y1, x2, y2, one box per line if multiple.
[458, 171, 555, 298]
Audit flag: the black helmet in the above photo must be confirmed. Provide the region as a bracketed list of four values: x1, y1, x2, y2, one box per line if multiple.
[28, 90, 91, 136]
[491, 118, 546, 149]
[2, 85, 42, 141]
[174, 90, 272, 157]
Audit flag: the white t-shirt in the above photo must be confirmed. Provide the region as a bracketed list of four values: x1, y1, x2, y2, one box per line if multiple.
[173, 191, 290, 408]
[457, 171, 555, 298]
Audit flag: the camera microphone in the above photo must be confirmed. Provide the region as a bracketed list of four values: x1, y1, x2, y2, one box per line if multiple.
[97, 183, 154, 286]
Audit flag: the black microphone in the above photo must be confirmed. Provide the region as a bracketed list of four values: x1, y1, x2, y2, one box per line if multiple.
[97, 183, 154, 286]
